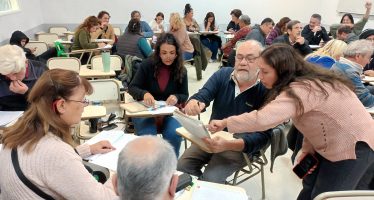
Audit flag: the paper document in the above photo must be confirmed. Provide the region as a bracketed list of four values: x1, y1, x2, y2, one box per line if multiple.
[123, 101, 177, 115]
[0, 111, 23, 127]
[366, 106, 374, 114]
[85, 130, 137, 171]
[172, 110, 210, 139]
[191, 181, 248, 200]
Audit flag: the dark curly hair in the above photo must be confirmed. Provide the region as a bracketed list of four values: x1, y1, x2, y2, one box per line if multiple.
[184, 4, 193, 16]
[153, 33, 185, 83]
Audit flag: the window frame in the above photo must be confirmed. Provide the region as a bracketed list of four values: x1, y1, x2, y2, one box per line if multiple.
[0, 0, 20, 16]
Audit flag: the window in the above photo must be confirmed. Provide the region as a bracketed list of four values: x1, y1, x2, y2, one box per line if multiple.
[0, 0, 20, 15]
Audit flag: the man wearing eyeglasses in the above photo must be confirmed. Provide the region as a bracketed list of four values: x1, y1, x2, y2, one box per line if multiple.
[178, 40, 271, 183]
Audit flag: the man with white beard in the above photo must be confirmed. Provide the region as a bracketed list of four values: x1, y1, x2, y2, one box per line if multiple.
[178, 40, 272, 183]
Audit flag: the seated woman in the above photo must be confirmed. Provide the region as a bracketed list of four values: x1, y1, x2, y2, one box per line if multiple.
[128, 33, 189, 157]
[305, 39, 347, 69]
[265, 17, 291, 45]
[183, 4, 200, 32]
[91, 11, 116, 45]
[9, 30, 57, 64]
[0, 45, 47, 111]
[330, 2, 372, 38]
[149, 12, 165, 33]
[200, 12, 222, 62]
[226, 9, 242, 33]
[0, 69, 118, 199]
[71, 16, 106, 64]
[116, 19, 152, 59]
[169, 12, 194, 60]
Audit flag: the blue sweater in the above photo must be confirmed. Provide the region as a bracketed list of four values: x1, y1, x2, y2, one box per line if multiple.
[189, 67, 271, 154]
[331, 59, 374, 107]
[307, 55, 336, 69]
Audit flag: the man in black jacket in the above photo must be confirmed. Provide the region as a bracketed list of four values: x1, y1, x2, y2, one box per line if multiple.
[273, 20, 313, 56]
[301, 14, 330, 45]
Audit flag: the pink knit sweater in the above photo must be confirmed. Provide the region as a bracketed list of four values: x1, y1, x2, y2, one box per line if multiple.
[0, 134, 118, 200]
[227, 81, 374, 162]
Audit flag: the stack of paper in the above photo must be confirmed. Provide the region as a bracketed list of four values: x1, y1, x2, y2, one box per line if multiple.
[0, 111, 23, 127]
[172, 110, 210, 139]
[85, 130, 137, 171]
[191, 181, 249, 200]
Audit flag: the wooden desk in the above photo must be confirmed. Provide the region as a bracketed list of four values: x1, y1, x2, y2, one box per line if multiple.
[176, 180, 248, 200]
[81, 105, 107, 120]
[79, 66, 116, 79]
[362, 76, 374, 83]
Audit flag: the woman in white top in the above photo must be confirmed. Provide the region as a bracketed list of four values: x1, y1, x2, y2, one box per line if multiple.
[149, 12, 165, 33]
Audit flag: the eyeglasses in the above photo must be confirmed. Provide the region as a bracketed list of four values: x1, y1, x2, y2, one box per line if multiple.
[366, 38, 374, 42]
[235, 55, 259, 63]
[66, 98, 90, 106]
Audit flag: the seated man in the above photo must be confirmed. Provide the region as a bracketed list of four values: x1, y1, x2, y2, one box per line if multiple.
[331, 39, 374, 107]
[273, 20, 312, 56]
[125, 10, 154, 38]
[301, 14, 330, 45]
[0, 45, 47, 111]
[9, 30, 57, 64]
[245, 17, 274, 46]
[177, 40, 271, 183]
[113, 136, 178, 200]
[336, 25, 359, 44]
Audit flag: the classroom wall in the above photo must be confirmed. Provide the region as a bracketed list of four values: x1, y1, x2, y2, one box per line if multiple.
[0, 0, 43, 43]
[1, 0, 373, 45]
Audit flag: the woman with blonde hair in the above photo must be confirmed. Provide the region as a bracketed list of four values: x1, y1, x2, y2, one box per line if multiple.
[306, 39, 347, 69]
[0, 69, 118, 199]
[169, 12, 194, 60]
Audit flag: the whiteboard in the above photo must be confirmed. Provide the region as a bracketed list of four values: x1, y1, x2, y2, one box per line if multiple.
[337, 0, 374, 15]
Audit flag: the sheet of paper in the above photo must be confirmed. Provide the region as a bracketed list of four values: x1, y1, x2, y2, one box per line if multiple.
[85, 130, 137, 171]
[366, 106, 374, 114]
[191, 181, 248, 200]
[172, 110, 210, 139]
[0, 111, 23, 127]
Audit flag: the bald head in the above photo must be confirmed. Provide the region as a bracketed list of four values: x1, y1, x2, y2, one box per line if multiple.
[116, 136, 177, 200]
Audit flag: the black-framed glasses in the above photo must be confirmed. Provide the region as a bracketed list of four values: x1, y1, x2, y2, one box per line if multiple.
[66, 98, 90, 106]
[235, 55, 259, 64]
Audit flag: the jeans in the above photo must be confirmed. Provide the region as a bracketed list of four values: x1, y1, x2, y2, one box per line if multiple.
[201, 38, 219, 60]
[183, 52, 194, 60]
[177, 144, 246, 183]
[132, 116, 182, 157]
[297, 141, 374, 200]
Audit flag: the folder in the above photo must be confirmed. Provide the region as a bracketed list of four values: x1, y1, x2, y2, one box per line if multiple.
[173, 110, 234, 153]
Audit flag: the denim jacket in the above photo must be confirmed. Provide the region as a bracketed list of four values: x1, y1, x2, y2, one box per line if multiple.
[331, 57, 374, 107]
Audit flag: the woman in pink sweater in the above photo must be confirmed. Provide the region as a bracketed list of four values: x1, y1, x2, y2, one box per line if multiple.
[209, 44, 374, 200]
[0, 69, 118, 200]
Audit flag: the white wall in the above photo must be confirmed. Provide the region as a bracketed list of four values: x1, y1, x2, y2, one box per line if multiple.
[0, 0, 43, 42]
[1, 0, 373, 43]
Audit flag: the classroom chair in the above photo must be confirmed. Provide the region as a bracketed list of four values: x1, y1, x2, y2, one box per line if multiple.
[49, 26, 69, 37]
[91, 55, 123, 71]
[25, 41, 49, 57]
[47, 57, 81, 73]
[37, 33, 59, 47]
[314, 190, 374, 200]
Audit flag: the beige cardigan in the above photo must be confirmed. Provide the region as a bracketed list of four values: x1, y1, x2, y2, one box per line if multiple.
[226, 81, 374, 162]
[0, 134, 118, 200]
[91, 24, 116, 45]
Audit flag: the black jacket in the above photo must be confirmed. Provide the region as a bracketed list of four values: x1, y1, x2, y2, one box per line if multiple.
[301, 25, 330, 45]
[273, 34, 313, 56]
[9, 30, 37, 60]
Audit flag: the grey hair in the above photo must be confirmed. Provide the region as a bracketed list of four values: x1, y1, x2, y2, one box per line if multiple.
[116, 136, 177, 200]
[0, 45, 26, 75]
[236, 39, 264, 53]
[239, 15, 251, 25]
[343, 39, 374, 57]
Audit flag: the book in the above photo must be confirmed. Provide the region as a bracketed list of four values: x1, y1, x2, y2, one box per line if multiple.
[85, 130, 137, 171]
[173, 110, 234, 153]
[0, 111, 23, 127]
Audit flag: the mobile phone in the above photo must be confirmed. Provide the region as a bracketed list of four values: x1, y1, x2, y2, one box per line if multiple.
[293, 154, 319, 179]
[176, 173, 192, 192]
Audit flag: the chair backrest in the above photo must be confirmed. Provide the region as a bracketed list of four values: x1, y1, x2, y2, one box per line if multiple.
[47, 57, 81, 72]
[25, 41, 48, 56]
[87, 79, 121, 102]
[113, 27, 121, 36]
[91, 55, 123, 71]
[37, 33, 59, 47]
[313, 190, 374, 200]
[49, 26, 69, 37]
